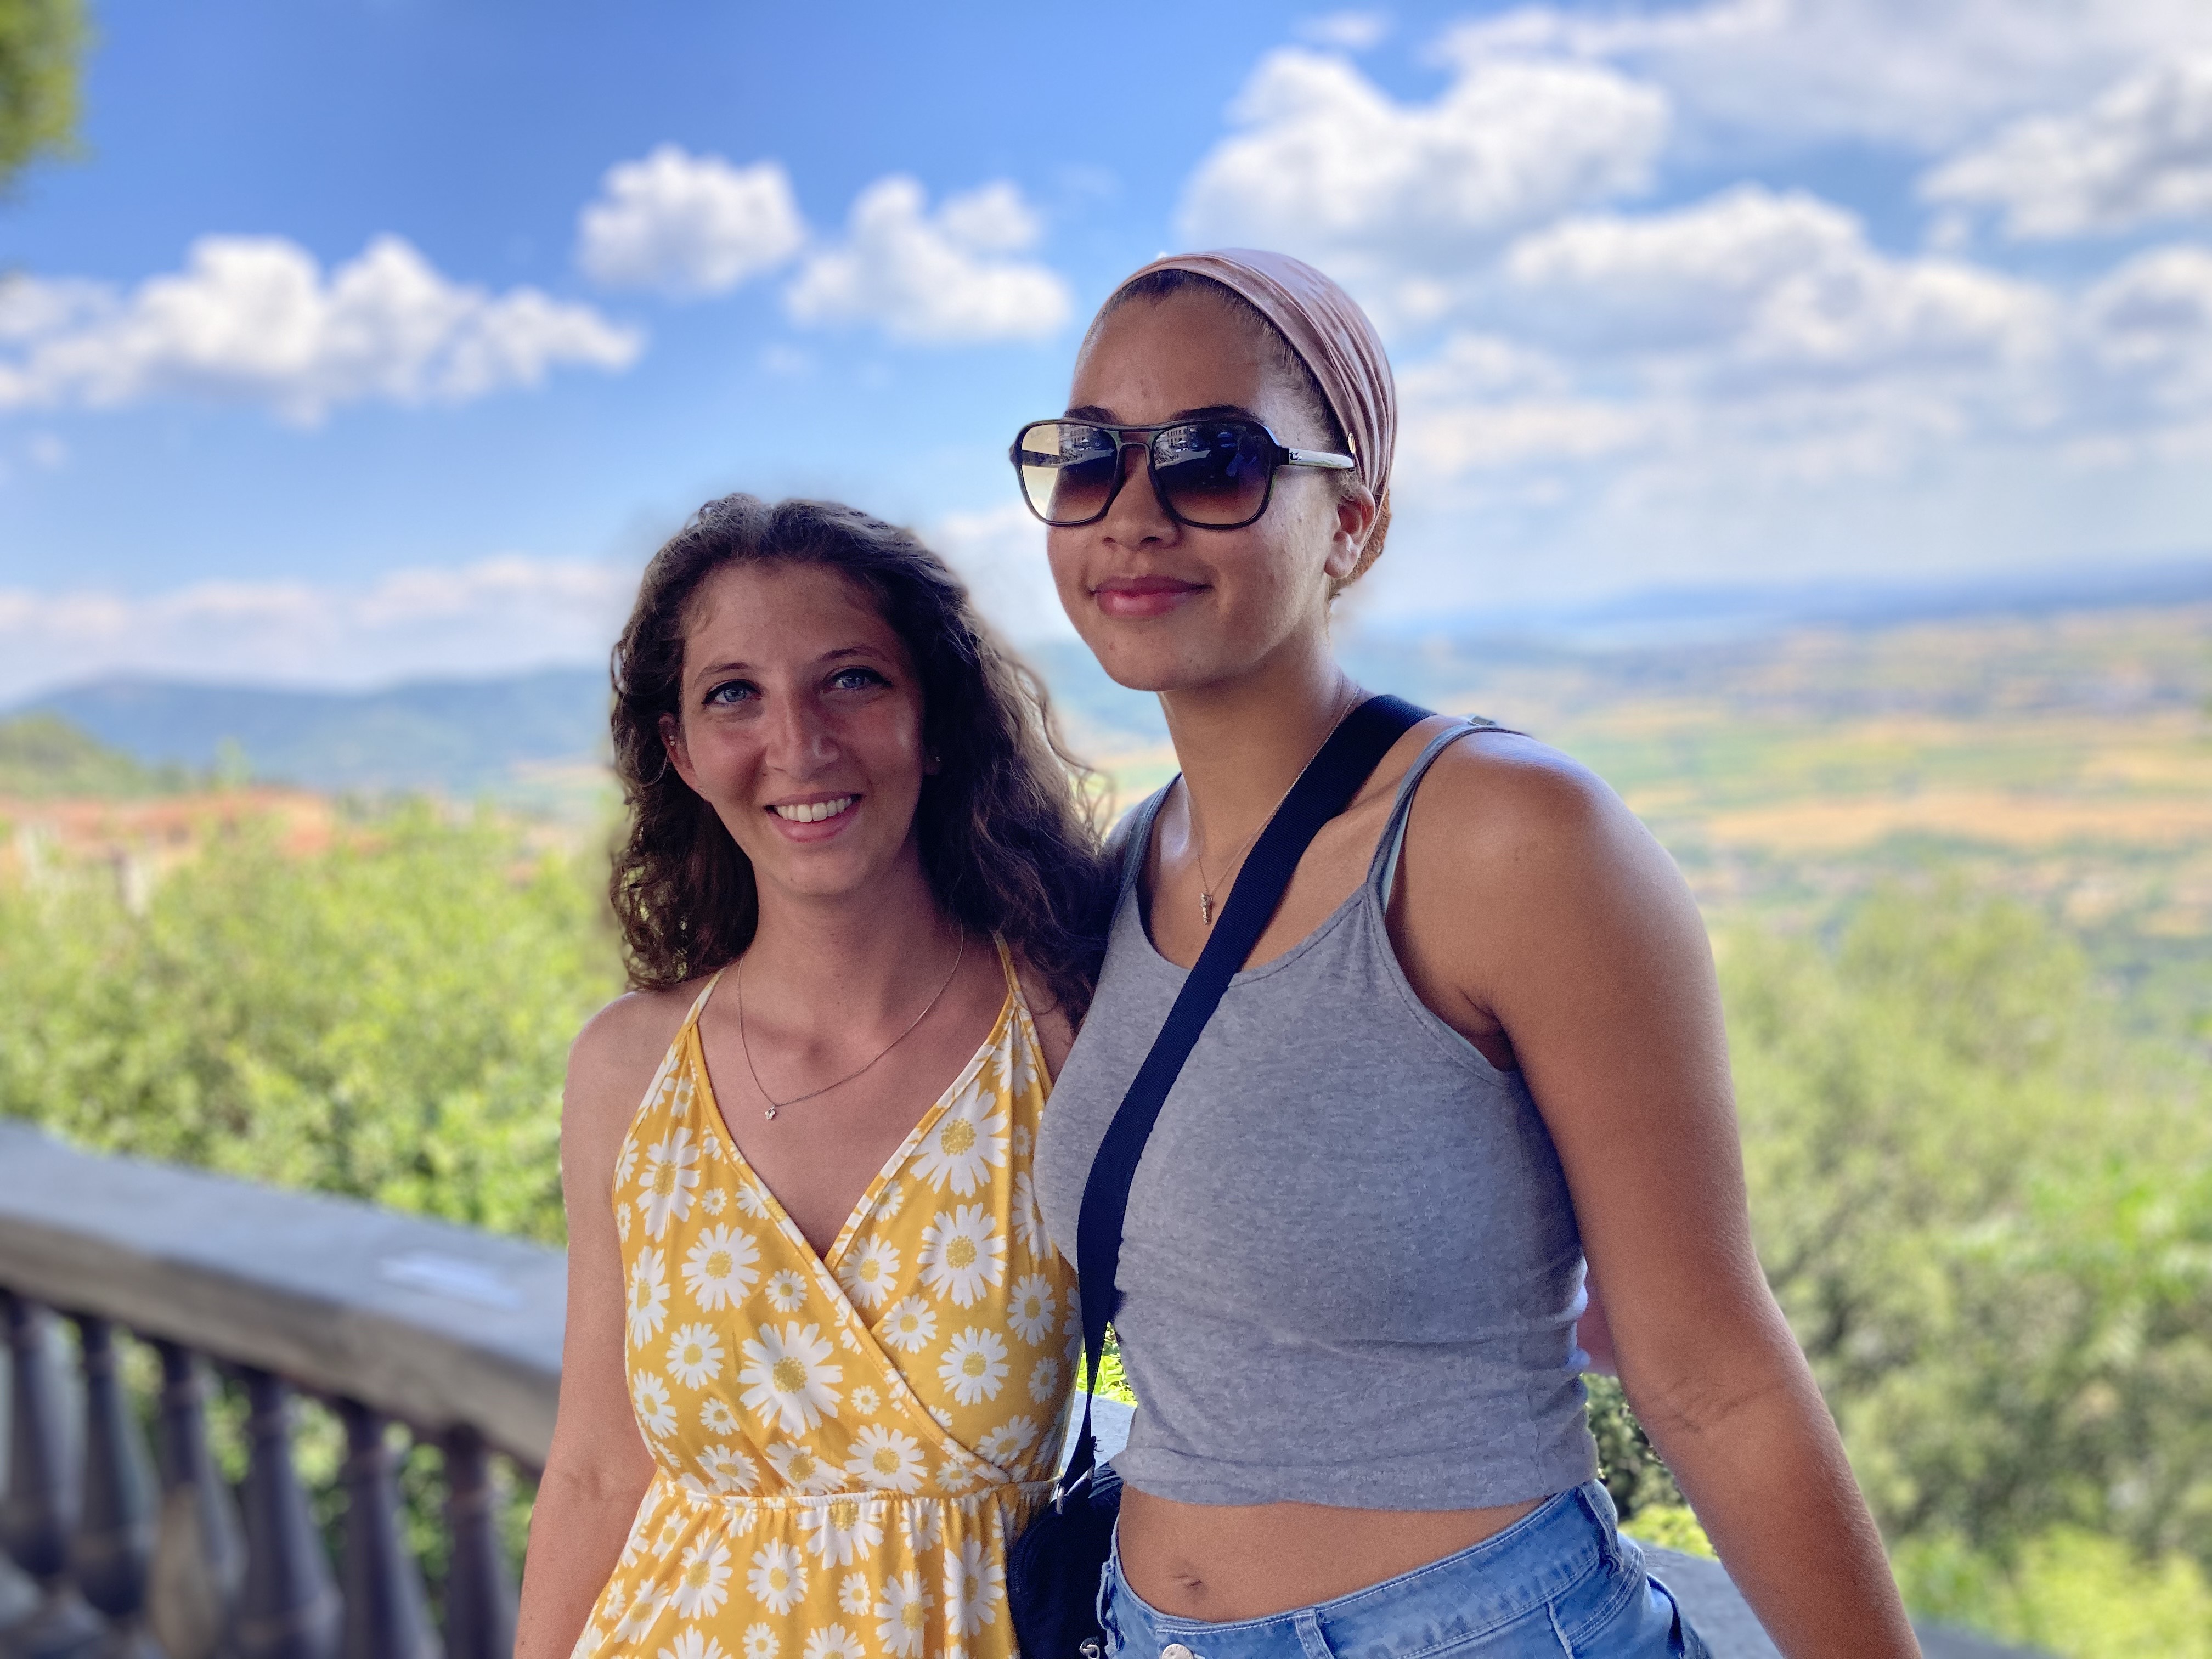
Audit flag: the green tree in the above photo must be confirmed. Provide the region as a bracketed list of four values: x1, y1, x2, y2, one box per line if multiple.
[0, 0, 87, 192]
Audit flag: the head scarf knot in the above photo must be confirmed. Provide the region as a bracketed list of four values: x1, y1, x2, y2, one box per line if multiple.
[1107, 248, 1396, 580]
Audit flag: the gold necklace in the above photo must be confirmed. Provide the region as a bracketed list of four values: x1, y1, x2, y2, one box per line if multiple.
[736, 932, 968, 1120]
[1189, 690, 1361, 927]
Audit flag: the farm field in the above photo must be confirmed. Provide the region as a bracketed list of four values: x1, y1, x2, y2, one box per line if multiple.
[1064, 600, 2212, 1041]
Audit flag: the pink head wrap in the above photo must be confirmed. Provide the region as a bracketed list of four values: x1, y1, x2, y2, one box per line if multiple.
[1099, 248, 1396, 578]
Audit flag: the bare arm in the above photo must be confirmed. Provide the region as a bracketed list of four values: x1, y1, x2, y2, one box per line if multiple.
[514, 994, 680, 1659]
[1397, 738, 1918, 1658]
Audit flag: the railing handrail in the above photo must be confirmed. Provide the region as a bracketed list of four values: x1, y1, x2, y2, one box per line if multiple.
[0, 1121, 563, 1465]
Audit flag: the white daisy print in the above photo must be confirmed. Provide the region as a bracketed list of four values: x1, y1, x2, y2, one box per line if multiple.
[615, 1134, 641, 1187]
[1029, 1355, 1060, 1403]
[900, 1502, 945, 1551]
[746, 1541, 809, 1616]
[631, 1370, 678, 1440]
[696, 1442, 758, 1494]
[877, 1185, 905, 1221]
[848, 1384, 881, 1416]
[626, 1246, 670, 1347]
[834, 1237, 900, 1313]
[935, 1459, 978, 1494]
[797, 1494, 884, 1567]
[944, 1536, 1006, 1638]
[665, 1323, 725, 1389]
[938, 1328, 1010, 1406]
[637, 1129, 702, 1240]
[803, 1627, 865, 1659]
[1011, 1122, 1032, 1158]
[839, 1327, 860, 1353]
[734, 1183, 771, 1220]
[918, 1206, 1006, 1307]
[1011, 1171, 1047, 1258]
[876, 1296, 937, 1355]
[611, 1583, 667, 1643]
[701, 1187, 727, 1215]
[1007, 1274, 1056, 1345]
[670, 1534, 732, 1618]
[874, 1571, 933, 1659]
[1064, 1301, 1086, 1370]
[844, 1424, 926, 1493]
[740, 1626, 777, 1659]
[977, 1414, 1040, 1468]
[700, 1397, 739, 1436]
[911, 1093, 1009, 1195]
[838, 1572, 872, 1616]
[739, 1322, 843, 1435]
[764, 1269, 810, 1313]
[764, 1440, 841, 1495]
[663, 1634, 727, 1659]
[615, 1204, 634, 1243]
[683, 1225, 760, 1311]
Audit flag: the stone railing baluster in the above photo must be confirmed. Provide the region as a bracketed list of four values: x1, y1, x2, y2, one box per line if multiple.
[230, 1371, 338, 1659]
[69, 1317, 161, 1659]
[336, 1403, 437, 1659]
[437, 1429, 512, 1659]
[2, 1291, 104, 1659]
[144, 1342, 242, 1659]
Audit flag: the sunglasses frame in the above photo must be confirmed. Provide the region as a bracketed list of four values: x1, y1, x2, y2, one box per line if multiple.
[1009, 416, 1356, 531]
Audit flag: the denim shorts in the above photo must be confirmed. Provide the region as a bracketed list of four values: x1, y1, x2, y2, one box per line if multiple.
[1098, 1482, 1710, 1658]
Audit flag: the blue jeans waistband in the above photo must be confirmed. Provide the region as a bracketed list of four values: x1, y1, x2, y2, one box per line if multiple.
[1101, 1481, 1705, 1659]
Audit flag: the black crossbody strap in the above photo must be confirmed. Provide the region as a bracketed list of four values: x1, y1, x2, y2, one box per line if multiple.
[1056, 694, 1431, 1498]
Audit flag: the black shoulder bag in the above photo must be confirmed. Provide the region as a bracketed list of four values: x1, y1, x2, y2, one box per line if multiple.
[1007, 694, 1431, 1658]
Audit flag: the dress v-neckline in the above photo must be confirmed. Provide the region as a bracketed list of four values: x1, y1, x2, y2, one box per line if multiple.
[682, 949, 1022, 1277]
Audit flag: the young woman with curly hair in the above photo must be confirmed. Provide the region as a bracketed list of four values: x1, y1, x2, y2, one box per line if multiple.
[516, 494, 1107, 1659]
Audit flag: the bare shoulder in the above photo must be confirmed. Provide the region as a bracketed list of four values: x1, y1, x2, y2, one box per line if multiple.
[1395, 729, 1706, 1009]
[563, 984, 697, 1161]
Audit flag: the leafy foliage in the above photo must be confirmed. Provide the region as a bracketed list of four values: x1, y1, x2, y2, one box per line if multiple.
[0, 804, 621, 1241]
[0, 0, 85, 191]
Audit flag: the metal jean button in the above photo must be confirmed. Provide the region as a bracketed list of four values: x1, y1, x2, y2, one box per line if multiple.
[1161, 1645, 1194, 1659]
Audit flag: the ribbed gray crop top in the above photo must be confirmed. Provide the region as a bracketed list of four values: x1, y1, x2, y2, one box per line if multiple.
[1035, 725, 1599, 1510]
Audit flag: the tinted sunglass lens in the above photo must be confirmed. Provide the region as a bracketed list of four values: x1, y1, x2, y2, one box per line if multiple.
[1154, 422, 1273, 526]
[1015, 422, 1119, 524]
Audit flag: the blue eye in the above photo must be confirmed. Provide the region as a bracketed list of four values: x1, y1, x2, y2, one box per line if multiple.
[704, 680, 757, 705]
[830, 667, 888, 691]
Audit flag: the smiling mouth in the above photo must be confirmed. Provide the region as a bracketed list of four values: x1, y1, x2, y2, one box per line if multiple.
[770, 796, 855, 824]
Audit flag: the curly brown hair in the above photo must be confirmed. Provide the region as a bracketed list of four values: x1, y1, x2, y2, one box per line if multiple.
[608, 494, 1110, 1018]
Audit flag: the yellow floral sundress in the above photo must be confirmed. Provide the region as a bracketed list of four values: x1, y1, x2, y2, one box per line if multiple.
[575, 941, 1080, 1659]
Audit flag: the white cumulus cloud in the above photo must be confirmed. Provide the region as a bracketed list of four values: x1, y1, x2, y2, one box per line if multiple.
[1177, 47, 1667, 312]
[0, 235, 642, 424]
[1923, 55, 2212, 239]
[783, 177, 1071, 345]
[928, 501, 1073, 644]
[1499, 185, 2055, 383]
[575, 145, 808, 294]
[0, 556, 640, 703]
[1439, 0, 2212, 153]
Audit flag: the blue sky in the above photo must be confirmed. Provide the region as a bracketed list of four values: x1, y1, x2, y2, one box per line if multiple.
[3, 0, 2210, 698]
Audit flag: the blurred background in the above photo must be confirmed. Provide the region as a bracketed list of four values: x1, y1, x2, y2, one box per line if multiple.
[2, 3, 2208, 1654]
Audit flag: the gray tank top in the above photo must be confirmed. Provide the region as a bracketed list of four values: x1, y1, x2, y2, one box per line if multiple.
[1036, 724, 1599, 1510]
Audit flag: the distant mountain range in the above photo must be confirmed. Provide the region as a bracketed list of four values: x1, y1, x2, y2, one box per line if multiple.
[15, 670, 614, 795]
[9, 559, 2208, 798]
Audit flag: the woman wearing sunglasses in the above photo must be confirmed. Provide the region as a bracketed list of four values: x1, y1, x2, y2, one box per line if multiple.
[1025, 253, 1920, 1657]
[517, 497, 1106, 1659]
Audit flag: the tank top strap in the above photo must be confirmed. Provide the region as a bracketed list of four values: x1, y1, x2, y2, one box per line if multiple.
[679, 967, 726, 1031]
[1111, 785, 1175, 903]
[1367, 717, 1500, 906]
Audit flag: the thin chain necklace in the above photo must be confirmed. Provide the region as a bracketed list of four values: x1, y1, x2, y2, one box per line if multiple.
[1189, 687, 1361, 927]
[736, 931, 967, 1120]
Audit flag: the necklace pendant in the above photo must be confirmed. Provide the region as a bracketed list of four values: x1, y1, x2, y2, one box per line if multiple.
[764, 1105, 778, 1121]
[1200, 891, 1213, 927]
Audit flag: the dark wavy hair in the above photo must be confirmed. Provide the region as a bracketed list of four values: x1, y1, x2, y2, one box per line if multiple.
[609, 494, 1109, 1017]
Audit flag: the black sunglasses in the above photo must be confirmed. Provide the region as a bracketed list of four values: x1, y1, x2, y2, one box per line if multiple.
[1009, 416, 1355, 530]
